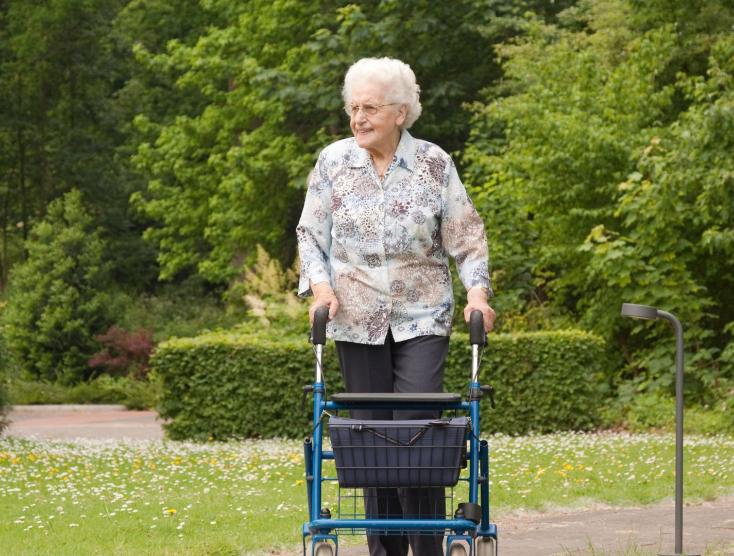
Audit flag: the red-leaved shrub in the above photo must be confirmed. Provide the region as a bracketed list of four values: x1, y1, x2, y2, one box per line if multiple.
[88, 326, 154, 379]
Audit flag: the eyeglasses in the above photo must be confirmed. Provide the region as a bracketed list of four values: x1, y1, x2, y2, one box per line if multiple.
[347, 103, 397, 117]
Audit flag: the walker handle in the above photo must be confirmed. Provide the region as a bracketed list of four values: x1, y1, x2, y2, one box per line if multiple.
[311, 306, 329, 345]
[469, 310, 486, 346]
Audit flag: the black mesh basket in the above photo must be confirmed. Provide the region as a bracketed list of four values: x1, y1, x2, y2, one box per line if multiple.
[329, 416, 469, 488]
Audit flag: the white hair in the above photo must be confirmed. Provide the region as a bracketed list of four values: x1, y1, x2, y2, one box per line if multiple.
[342, 57, 422, 129]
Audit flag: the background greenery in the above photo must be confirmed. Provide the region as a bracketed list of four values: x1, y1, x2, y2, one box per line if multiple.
[0, 0, 732, 436]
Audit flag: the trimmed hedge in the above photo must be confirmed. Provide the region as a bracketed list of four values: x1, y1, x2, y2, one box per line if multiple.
[153, 329, 607, 440]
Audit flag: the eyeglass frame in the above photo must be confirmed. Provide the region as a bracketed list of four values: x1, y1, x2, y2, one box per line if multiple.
[346, 102, 399, 117]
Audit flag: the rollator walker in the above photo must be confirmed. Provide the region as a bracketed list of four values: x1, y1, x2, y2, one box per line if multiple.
[302, 306, 498, 555]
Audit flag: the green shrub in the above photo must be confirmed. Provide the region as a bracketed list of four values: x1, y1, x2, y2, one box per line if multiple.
[0, 320, 11, 433]
[685, 403, 734, 435]
[153, 328, 608, 440]
[8, 375, 160, 410]
[625, 392, 676, 432]
[625, 392, 734, 435]
[3, 190, 117, 385]
[0, 389, 8, 433]
[0, 375, 8, 434]
[604, 389, 734, 435]
[115, 282, 244, 344]
[445, 330, 608, 435]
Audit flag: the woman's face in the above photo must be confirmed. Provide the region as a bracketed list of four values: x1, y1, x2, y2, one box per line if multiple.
[348, 82, 406, 154]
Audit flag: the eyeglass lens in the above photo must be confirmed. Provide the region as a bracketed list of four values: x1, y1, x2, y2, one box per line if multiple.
[350, 104, 379, 116]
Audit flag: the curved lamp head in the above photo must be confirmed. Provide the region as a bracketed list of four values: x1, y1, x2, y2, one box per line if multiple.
[621, 303, 659, 320]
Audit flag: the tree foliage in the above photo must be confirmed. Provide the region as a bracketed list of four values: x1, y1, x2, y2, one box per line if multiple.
[3, 190, 117, 384]
[130, 0, 568, 283]
[0, 0, 156, 289]
[464, 0, 734, 397]
[1, 0, 733, 408]
[584, 32, 734, 394]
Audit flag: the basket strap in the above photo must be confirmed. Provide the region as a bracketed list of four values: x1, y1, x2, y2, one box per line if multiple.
[350, 424, 431, 447]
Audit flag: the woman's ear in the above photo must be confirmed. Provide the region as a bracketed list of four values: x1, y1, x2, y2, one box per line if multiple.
[396, 104, 407, 127]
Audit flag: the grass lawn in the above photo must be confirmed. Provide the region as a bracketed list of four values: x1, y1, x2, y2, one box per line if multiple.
[0, 432, 732, 555]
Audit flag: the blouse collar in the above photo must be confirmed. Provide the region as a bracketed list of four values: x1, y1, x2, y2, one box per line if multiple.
[348, 129, 416, 172]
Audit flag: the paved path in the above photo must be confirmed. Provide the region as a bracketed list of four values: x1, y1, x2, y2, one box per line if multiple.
[5, 404, 164, 440]
[491, 498, 734, 555]
[314, 499, 734, 555]
[3, 406, 733, 554]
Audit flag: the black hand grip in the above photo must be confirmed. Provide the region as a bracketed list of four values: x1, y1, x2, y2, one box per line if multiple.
[481, 385, 496, 408]
[469, 310, 486, 346]
[311, 306, 329, 345]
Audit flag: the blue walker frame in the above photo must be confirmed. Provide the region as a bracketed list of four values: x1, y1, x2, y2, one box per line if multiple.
[302, 309, 498, 555]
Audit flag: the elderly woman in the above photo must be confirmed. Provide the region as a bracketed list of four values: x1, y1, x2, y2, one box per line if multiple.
[297, 57, 495, 556]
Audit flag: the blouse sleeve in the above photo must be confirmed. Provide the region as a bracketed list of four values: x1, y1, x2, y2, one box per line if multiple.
[440, 158, 493, 296]
[296, 152, 333, 297]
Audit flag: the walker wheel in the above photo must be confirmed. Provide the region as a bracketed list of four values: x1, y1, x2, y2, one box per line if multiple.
[475, 537, 497, 556]
[313, 541, 334, 556]
[448, 543, 467, 556]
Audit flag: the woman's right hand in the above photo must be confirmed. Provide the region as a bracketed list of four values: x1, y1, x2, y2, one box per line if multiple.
[309, 281, 340, 324]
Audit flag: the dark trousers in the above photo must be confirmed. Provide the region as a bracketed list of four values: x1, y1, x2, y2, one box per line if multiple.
[335, 329, 450, 556]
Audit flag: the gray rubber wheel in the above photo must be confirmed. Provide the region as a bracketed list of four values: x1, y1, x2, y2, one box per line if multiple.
[313, 541, 333, 556]
[448, 543, 468, 556]
[475, 537, 497, 556]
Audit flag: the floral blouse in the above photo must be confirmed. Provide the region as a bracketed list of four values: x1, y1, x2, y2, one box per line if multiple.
[297, 130, 491, 345]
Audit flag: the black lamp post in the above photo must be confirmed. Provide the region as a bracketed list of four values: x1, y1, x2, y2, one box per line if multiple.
[620, 303, 698, 556]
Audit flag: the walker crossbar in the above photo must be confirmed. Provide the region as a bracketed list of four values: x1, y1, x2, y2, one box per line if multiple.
[330, 392, 462, 403]
[325, 400, 469, 411]
[310, 518, 480, 532]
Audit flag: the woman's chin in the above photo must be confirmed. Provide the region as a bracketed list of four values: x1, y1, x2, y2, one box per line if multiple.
[354, 133, 375, 150]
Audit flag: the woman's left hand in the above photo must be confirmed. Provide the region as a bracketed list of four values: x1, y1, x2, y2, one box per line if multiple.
[464, 287, 496, 333]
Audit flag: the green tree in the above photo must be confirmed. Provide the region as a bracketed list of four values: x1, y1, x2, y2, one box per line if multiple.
[464, 0, 734, 397]
[0, 0, 158, 289]
[130, 0, 575, 285]
[583, 33, 734, 395]
[466, 0, 679, 318]
[4, 190, 117, 384]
